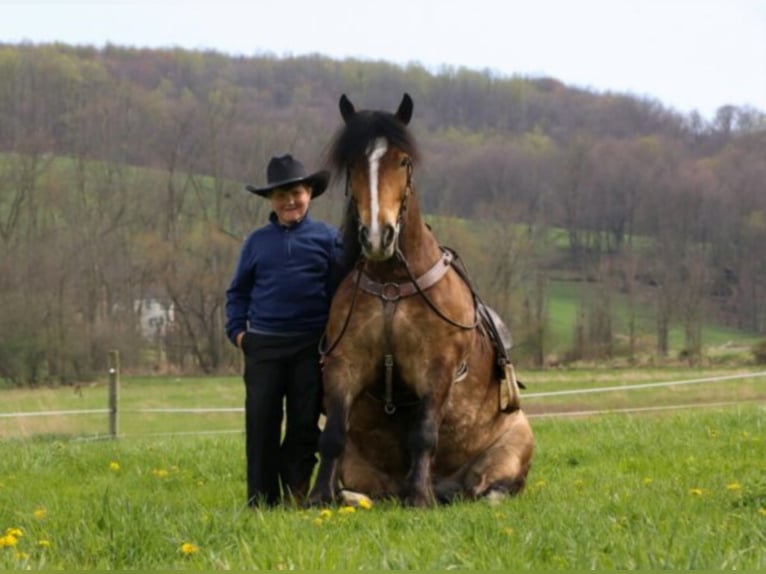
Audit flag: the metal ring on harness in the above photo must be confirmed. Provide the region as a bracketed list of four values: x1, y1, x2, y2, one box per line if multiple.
[381, 282, 401, 302]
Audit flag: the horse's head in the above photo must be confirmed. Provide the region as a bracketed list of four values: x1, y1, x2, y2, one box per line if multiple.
[329, 93, 420, 261]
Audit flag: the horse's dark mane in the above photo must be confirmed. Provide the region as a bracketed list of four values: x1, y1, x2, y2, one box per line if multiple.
[340, 198, 362, 270]
[329, 109, 421, 270]
[327, 110, 420, 171]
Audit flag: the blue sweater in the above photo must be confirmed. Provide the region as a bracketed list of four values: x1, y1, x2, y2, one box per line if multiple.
[225, 212, 343, 344]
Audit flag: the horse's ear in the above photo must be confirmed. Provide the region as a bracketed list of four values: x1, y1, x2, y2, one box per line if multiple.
[339, 94, 355, 123]
[395, 93, 413, 125]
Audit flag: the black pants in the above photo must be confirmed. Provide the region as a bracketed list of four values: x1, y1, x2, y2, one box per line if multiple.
[242, 332, 323, 507]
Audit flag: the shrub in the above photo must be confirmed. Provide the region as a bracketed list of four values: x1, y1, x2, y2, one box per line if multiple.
[752, 339, 766, 364]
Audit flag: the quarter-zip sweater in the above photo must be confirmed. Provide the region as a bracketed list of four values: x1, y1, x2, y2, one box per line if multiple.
[225, 212, 342, 344]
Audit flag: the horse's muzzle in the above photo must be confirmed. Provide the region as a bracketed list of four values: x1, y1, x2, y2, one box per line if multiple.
[359, 224, 397, 260]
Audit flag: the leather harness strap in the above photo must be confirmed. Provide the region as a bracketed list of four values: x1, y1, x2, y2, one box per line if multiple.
[350, 249, 454, 301]
[355, 249, 454, 415]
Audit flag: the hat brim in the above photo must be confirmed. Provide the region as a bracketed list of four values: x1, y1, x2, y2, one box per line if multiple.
[246, 170, 330, 198]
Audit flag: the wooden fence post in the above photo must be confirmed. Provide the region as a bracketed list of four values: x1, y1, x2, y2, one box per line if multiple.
[108, 350, 120, 438]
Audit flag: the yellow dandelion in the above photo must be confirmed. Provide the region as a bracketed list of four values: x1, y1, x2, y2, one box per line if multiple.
[533, 480, 546, 489]
[109, 461, 120, 471]
[312, 517, 324, 526]
[0, 534, 18, 548]
[33, 507, 47, 520]
[725, 482, 742, 491]
[690, 488, 704, 496]
[179, 542, 198, 556]
[643, 477, 653, 485]
[318, 509, 333, 520]
[5, 527, 23, 539]
[357, 497, 373, 510]
[338, 506, 356, 515]
[38, 540, 50, 548]
[152, 468, 169, 479]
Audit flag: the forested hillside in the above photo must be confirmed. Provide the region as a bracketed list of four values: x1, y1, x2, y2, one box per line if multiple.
[1, 42, 764, 383]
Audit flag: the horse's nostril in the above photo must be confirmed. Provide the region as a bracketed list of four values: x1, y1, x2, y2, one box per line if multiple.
[359, 226, 371, 248]
[382, 225, 395, 248]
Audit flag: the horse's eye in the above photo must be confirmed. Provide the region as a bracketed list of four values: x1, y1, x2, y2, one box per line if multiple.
[400, 156, 411, 167]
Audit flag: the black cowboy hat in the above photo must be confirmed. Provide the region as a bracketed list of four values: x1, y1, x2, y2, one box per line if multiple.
[246, 154, 330, 198]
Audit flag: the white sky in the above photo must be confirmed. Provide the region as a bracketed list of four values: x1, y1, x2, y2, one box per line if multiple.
[2, 0, 765, 120]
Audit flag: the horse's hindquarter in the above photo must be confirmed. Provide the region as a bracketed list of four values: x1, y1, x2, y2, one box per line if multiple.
[436, 333, 535, 483]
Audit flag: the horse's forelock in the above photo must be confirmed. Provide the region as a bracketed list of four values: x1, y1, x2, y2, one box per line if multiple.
[328, 110, 419, 173]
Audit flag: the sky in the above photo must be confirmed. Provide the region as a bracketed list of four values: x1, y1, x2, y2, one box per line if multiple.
[2, 0, 765, 120]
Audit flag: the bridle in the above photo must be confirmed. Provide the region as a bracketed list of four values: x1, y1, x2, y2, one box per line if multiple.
[324, 156, 477, 351]
[344, 155, 414, 231]
[321, 156, 480, 413]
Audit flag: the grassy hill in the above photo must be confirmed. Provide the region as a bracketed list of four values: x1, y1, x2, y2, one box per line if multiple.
[545, 279, 760, 364]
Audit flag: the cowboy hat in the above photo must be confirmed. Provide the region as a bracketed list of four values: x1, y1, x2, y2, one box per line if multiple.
[246, 154, 330, 198]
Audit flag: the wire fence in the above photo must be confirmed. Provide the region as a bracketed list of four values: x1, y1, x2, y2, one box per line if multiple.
[1, 369, 765, 439]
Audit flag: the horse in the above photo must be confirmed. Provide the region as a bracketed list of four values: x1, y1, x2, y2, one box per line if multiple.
[307, 93, 534, 507]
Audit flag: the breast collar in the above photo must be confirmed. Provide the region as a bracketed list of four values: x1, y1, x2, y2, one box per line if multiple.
[350, 248, 453, 302]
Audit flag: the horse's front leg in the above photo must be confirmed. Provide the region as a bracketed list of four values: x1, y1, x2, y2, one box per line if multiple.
[307, 393, 349, 506]
[403, 394, 439, 507]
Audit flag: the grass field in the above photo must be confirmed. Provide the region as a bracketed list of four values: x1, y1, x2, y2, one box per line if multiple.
[0, 369, 765, 569]
[544, 279, 762, 361]
[2, 367, 765, 439]
[0, 403, 763, 569]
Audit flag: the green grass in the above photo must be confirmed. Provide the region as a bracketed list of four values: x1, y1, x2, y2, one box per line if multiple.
[2, 367, 766, 439]
[544, 279, 761, 361]
[0, 376, 245, 439]
[0, 403, 763, 569]
[521, 367, 766, 415]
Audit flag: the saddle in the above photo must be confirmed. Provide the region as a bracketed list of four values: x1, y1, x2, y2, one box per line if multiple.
[477, 302, 524, 412]
[447, 248, 524, 413]
[478, 303, 512, 352]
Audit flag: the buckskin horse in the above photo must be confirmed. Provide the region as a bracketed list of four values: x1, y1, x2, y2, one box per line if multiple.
[307, 93, 534, 507]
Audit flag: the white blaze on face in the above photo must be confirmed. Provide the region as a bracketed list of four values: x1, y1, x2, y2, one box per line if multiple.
[367, 137, 388, 248]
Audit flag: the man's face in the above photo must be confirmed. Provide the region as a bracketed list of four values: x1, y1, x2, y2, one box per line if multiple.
[270, 184, 312, 226]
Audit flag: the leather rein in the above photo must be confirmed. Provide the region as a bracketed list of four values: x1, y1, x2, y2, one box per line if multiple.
[320, 163, 481, 414]
[320, 161, 480, 358]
